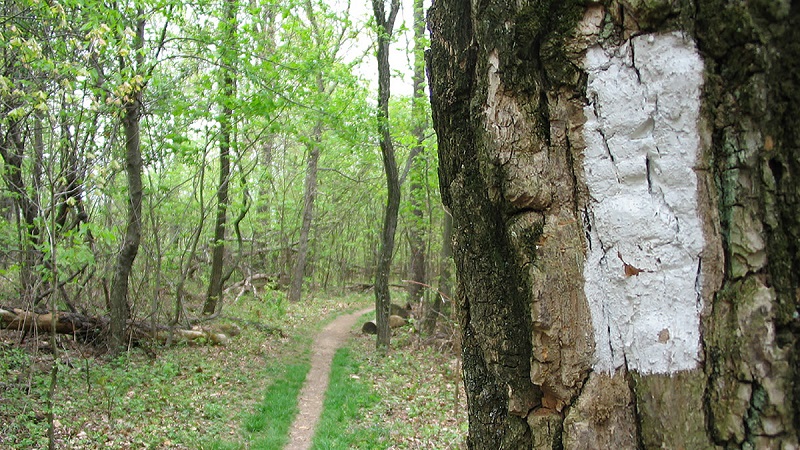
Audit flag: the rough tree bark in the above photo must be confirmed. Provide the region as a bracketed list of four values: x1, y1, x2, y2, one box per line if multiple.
[428, 0, 798, 448]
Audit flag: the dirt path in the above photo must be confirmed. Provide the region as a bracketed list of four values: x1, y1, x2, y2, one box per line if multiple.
[284, 307, 374, 450]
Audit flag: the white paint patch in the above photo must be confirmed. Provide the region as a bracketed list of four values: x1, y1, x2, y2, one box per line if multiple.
[582, 32, 705, 374]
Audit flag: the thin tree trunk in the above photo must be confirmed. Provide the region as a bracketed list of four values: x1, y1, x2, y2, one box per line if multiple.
[424, 208, 452, 335]
[289, 125, 321, 303]
[174, 160, 206, 328]
[228, 152, 252, 285]
[203, 120, 230, 315]
[55, 110, 89, 233]
[44, 129, 59, 450]
[32, 112, 44, 203]
[406, 0, 427, 307]
[290, 0, 322, 302]
[204, 0, 237, 315]
[428, 0, 799, 448]
[372, 0, 401, 349]
[109, 15, 145, 352]
[289, 0, 356, 302]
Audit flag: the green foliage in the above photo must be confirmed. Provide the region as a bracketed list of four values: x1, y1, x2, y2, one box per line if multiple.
[0, 293, 370, 448]
[0, 0, 445, 315]
[1, 292, 467, 448]
[0, 346, 47, 448]
[0, 344, 29, 373]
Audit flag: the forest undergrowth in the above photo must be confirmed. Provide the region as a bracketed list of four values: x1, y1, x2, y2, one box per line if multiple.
[0, 290, 466, 449]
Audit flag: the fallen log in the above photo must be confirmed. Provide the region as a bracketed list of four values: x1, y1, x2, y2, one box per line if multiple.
[347, 283, 374, 292]
[0, 306, 105, 341]
[360, 315, 408, 335]
[0, 307, 234, 346]
[223, 273, 276, 293]
[144, 327, 231, 346]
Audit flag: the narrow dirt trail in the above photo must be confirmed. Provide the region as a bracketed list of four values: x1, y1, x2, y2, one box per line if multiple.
[284, 306, 374, 450]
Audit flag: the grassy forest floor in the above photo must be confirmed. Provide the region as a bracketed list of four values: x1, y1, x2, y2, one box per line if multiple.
[0, 291, 467, 449]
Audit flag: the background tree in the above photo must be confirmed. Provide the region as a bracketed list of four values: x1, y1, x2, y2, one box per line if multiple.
[106, 1, 176, 351]
[404, 0, 427, 309]
[109, 9, 147, 352]
[203, 0, 238, 315]
[0, 0, 58, 305]
[288, 0, 360, 303]
[428, 0, 798, 448]
[371, 0, 401, 348]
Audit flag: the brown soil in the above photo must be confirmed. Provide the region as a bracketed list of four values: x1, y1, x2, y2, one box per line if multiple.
[284, 307, 374, 450]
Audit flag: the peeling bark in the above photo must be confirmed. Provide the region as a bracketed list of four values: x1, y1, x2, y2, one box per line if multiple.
[428, 0, 799, 447]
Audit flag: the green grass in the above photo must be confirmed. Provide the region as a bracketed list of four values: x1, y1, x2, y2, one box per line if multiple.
[200, 295, 372, 450]
[331, 327, 468, 449]
[309, 324, 468, 449]
[204, 361, 311, 449]
[311, 347, 387, 449]
[0, 292, 467, 449]
[244, 362, 310, 449]
[0, 290, 373, 449]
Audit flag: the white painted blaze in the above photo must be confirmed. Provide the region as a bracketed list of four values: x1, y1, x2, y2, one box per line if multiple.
[582, 32, 705, 374]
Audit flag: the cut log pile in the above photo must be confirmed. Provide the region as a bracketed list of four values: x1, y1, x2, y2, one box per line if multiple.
[360, 302, 414, 335]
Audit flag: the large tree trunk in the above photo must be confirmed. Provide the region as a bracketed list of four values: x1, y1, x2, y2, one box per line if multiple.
[428, 0, 799, 448]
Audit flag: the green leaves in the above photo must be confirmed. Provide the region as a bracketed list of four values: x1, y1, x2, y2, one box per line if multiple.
[0, 0, 444, 346]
